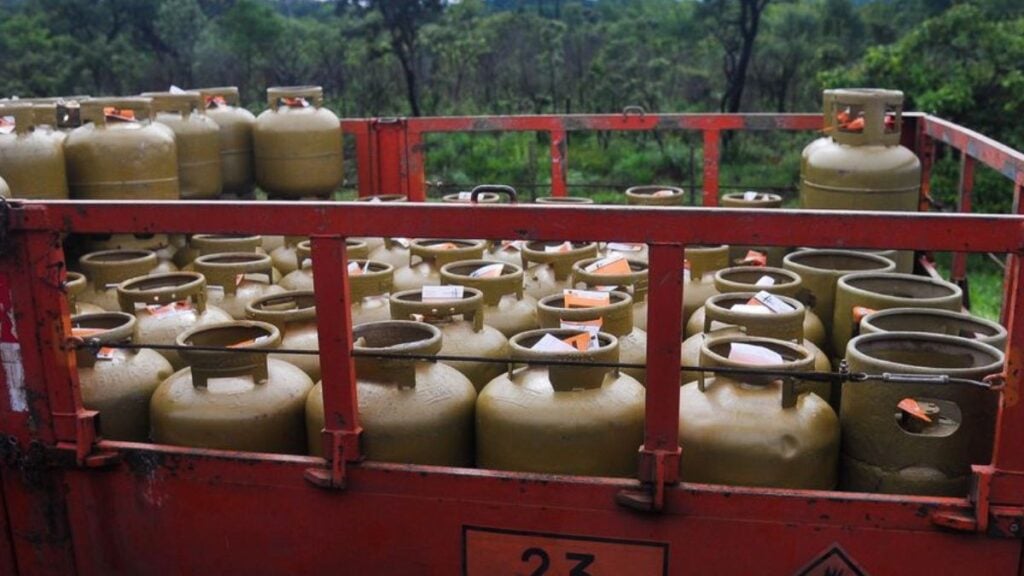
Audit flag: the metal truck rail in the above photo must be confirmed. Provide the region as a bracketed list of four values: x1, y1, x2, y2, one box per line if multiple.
[0, 111, 1023, 574]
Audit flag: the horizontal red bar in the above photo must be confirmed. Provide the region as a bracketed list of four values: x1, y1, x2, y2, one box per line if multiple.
[13, 201, 1024, 254]
[923, 116, 1024, 181]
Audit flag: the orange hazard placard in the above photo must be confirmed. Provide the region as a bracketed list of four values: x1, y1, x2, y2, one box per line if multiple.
[464, 526, 667, 576]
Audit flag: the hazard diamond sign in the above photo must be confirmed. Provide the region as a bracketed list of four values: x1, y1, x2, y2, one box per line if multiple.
[794, 544, 869, 576]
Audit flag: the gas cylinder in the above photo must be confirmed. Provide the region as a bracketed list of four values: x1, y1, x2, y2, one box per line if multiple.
[802, 89, 920, 272]
[180, 234, 274, 276]
[537, 291, 646, 384]
[832, 272, 962, 359]
[0, 102, 69, 199]
[246, 290, 320, 382]
[476, 328, 645, 477]
[83, 234, 178, 274]
[439, 260, 538, 338]
[253, 86, 342, 199]
[521, 241, 599, 300]
[392, 239, 486, 292]
[680, 293, 832, 402]
[350, 261, 394, 326]
[71, 312, 173, 441]
[78, 249, 159, 311]
[28, 102, 68, 148]
[193, 252, 285, 320]
[352, 194, 408, 253]
[65, 272, 104, 315]
[685, 266, 826, 349]
[270, 236, 306, 276]
[624, 185, 686, 206]
[306, 321, 476, 464]
[842, 332, 1003, 496]
[0, 175, 9, 197]
[535, 196, 593, 204]
[197, 87, 256, 197]
[277, 239, 370, 291]
[719, 191, 787, 267]
[150, 320, 314, 454]
[679, 335, 839, 489]
[368, 237, 413, 270]
[66, 97, 179, 200]
[483, 240, 528, 268]
[683, 245, 729, 326]
[142, 91, 222, 199]
[117, 272, 232, 369]
[601, 241, 648, 264]
[782, 249, 895, 353]
[572, 257, 649, 331]
[860, 307, 1006, 351]
[389, 287, 509, 391]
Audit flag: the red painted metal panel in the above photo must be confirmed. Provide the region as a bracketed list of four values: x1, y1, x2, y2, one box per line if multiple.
[0, 470, 18, 576]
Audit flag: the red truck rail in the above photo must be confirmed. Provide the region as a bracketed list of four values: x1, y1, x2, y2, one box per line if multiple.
[1, 112, 1023, 574]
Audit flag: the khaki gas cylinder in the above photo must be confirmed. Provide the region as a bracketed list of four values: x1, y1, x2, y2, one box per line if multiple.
[142, 91, 222, 199]
[521, 241, 599, 300]
[349, 262, 394, 326]
[535, 196, 593, 205]
[390, 287, 509, 391]
[683, 245, 730, 326]
[0, 175, 9, 198]
[842, 332, 1003, 496]
[83, 234, 177, 274]
[537, 290, 646, 384]
[117, 272, 233, 370]
[254, 86, 342, 199]
[600, 241, 649, 264]
[860, 307, 1006, 351]
[246, 291, 320, 382]
[197, 87, 256, 197]
[439, 260, 538, 338]
[392, 239, 486, 292]
[194, 253, 285, 320]
[0, 102, 69, 199]
[66, 97, 179, 200]
[306, 321, 476, 464]
[685, 266, 826, 349]
[270, 236, 307, 276]
[476, 328, 645, 477]
[782, 249, 895, 353]
[832, 272, 962, 359]
[65, 272, 104, 315]
[572, 257, 649, 331]
[680, 293, 831, 402]
[719, 191, 787, 267]
[71, 312, 173, 441]
[180, 234, 275, 277]
[368, 237, 413, 270]
[802, 89, 920, 272]
[151, 321, 313, 454]
[679, 336, 839, 489]
[624, 185, 687, 206]
[277, 239, 370, 291]
[78, 249, 160, 311]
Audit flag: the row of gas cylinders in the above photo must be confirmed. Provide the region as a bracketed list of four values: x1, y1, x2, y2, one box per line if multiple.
[0, 85, 342, 201]
[66, 226, 1004, 497]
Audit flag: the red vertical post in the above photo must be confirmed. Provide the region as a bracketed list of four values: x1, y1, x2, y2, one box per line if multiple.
[309, 236, 362, 466]
[550, 128, 568, 198]
[406, 128, 427, 202]
[702, 130, 720, 206]
[0, 229, 78, 575]
[373, 118, 411, 201]
[993, 245, 1024, 471]
[637, 243, 684, 488]
[951, 154, 975, 289]
[342, 120, 377, 198]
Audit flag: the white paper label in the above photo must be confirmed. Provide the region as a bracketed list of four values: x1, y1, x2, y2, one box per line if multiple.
[753, 290, 793, 313]
[560, 321, 601, 349]
[584, 255, 624, 273]
[531, 333, 578, 353]
[422, 285, 464, 301]
[607, 242, 643, 252]
[545, 241, 574, 253]
[728, 342, 784, 365]
[469, 263, 505, 279]
[169, 84, 186, 94]
[457, 191, 473, 201]
[754, 275, 776, 287]
[1, 342, 26, 413]
[743, 191, 759, 201]
[369, 196, 382, 203]
[563, 288, 611, 307]
[731, 303, 772, 315]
